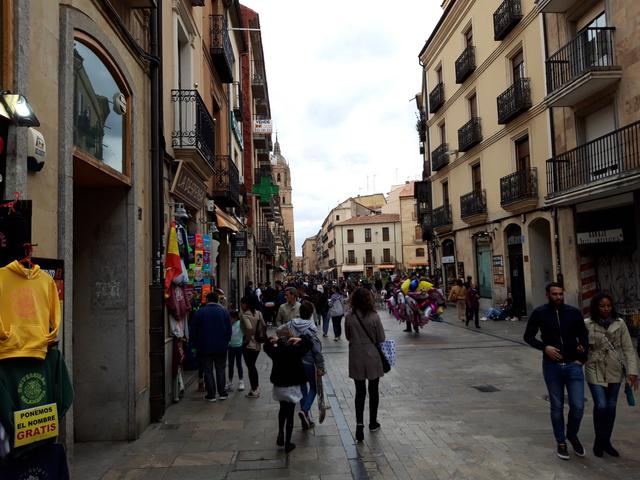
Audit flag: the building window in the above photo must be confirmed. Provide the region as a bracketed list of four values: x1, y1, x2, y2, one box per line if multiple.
[415, 225, 422, 240]
[73, 39, 130, 175]
[469, 93, 478, 119]
[347, 229, 354, 243]
[365, 249, 373, 264]
[439, 121, 446, 144]
[277, 173, 281, 182]
[512, 50, 524, 83]
[442, 180, 450, 206]
[282, 196, 286, 204]
[364, 228, 372, 242]
[383, 248, 391, 263]
[464, 25, 473, 47]
[336, 215, 340, 220]
[516, 135, 530, 171]
[416, 248, 425, 257]
[382, 227, 389, 241]
[471, 163, 482, 192]
[436, 65, 443, 84]
[348, 250, 356, 263]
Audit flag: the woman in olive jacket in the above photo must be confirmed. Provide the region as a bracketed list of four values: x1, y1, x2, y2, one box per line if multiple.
[345, 287, 386, 442]
[585, 292, 638, 458]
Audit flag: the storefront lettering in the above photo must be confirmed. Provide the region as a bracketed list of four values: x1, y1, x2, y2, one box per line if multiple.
[577, 229, 624, 245]
[171, 162, 207, 209]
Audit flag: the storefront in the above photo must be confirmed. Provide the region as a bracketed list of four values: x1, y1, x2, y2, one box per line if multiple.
[574, 192, 640, 334]
[475, 235, 492, 298]
[441, 238, 457, 291]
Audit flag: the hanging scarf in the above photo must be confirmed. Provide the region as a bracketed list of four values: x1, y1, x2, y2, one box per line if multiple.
[596, 315, 614, 329]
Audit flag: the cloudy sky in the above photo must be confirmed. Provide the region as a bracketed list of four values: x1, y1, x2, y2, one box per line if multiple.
[243, 0, 442, 255]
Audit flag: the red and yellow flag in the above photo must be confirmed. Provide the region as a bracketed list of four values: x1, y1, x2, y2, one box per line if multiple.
[164, 222, 182, 297]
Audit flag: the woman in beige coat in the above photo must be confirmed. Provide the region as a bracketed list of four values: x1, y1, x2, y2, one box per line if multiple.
[448, 279, 466, 322]
[240, 296, 265, 398]
[345, 287, 386, 442]
[585, 292, 638, 458]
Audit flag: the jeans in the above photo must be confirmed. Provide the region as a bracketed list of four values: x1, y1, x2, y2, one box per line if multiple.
[332, 316, 343, 338]
[227, 346, 243, 382]
[354, 378, 379, 426]
[300, 361, 317, 412]
[201, 352, 227, 397]
[466, 306, 479, 327]
[588, 382, 621, 446]
[242, 347, 260, 391]
[322, 312, 331, 336]
[542, 360, 585, 443]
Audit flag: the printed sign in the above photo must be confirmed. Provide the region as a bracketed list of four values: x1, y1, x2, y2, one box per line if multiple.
[576, 229, 624, 245]
[170, 162, 207, 210]
[13, 403, 58, 448]
[233, 231, 248, 258]
[492, 255, 505, 285]
[253, 118, 273, 134]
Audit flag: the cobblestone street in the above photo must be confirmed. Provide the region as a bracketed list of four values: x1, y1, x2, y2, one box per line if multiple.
[72, 309, 640, 480]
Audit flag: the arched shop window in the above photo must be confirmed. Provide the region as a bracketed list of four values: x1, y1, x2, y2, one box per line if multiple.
[73, 36, 130, 177]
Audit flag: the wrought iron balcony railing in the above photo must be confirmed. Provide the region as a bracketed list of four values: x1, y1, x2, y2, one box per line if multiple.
[210, 15, 235, 83]
[429, 82, 445, 114]
[460, 190, 487, 218]
[500, 168, 538, 206]
[251, 60, 266, 99]
[414, 180, 432, 222]
[171, 89, 215, 168]
[432, 204, 453, 228]
[380, 255, 395, 264]
[546, 27, 616, 95]
[345, 256, 358, 265]
[455, 46, 476, 84]
[364, 256, 374, 265]
[497, 78, 532, 124]
[257, 224, 275, 255]
[431, 143, 449, 172]
[493, 0, 523, 41]
[458, 117, 482, 152]
[546, 121, 640, 197]
[212, 155, 240, 208]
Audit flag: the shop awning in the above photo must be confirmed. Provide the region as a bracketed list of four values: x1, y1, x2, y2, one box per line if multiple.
[376, 264, 396, 269]
[408, 261, 429, 266]
[342, 265, 364, 272]
[216, 210, 240, 232]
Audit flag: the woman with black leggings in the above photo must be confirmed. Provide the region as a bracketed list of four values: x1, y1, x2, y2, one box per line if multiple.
[345, 287, 386, 442]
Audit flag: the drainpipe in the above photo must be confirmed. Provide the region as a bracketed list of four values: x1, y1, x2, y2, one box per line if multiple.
[542, 13, 563, 285]
[149, 0, 166, 422]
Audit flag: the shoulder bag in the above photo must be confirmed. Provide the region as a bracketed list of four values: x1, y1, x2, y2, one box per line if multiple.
[602, 332, 636, 406]
[354, 312, 393, 373]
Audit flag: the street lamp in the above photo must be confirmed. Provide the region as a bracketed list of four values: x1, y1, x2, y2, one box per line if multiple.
[0, 91, 40, 127]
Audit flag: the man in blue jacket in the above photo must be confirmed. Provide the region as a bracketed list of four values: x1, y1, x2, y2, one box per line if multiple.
[524, 282, 589, 461]
[192, 292, 232, 402]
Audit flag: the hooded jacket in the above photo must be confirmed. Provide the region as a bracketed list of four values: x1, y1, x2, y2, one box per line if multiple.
[287, 317, 325, 369]
[0, 261, 61, 360]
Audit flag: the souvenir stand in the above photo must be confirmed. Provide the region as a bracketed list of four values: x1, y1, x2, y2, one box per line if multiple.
[0, 196, 73, 479]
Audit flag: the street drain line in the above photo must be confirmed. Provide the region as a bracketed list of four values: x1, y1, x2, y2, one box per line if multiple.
[323, 375, 370, 480]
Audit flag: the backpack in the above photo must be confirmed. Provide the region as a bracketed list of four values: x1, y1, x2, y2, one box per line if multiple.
[254, 312, 268, 343]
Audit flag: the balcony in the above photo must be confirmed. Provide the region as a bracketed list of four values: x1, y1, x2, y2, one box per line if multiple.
[210, 15, 235, 83]
[545, 121, 640, 204]
[414, 180, 432, 222]
[429, 82, 445, 114]
[379, 255, 395, 264]
[171, 89, 215, 176]
[211, 155, 240, 209]
[345, 256, 358, 265]
[455, 46, 476, 84]
[364, 256, 374, 265]
[460, 190, 487, 224]
[497, 78, 532, 125]
[252, 60, 266, 99]
[432, 204, 453, 234]
[458, 117, 482, 152]
[254, 166, 271, 184]
[545, 28, 621, 107]
[500, 168, 538, 211]
[535, 0, 579, 13]
[257, 224, 275, 256]
[431, 143, 449, 172]
[494, 0, 522, 41]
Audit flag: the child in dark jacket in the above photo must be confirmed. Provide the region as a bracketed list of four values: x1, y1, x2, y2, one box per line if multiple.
[264, 325, 312, 453]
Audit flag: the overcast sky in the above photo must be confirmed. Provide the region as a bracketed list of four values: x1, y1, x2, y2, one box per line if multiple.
[243, 1, 442, 255]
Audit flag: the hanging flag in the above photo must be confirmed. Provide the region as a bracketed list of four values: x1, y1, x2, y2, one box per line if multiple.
[164, 221, 182, 297]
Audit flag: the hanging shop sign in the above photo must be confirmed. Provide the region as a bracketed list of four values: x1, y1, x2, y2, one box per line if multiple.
[170, 162, 207, 210]
[492, 255, 505, 285]
[253, 118, 272, 134]
[233, 231, 248, 258]
[576, 228, 624, 245]
[441, 255, 455, 264]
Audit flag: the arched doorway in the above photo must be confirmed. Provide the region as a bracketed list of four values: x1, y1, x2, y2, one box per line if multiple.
[505, 224, 526, 315]
[528, 218, 553, 309]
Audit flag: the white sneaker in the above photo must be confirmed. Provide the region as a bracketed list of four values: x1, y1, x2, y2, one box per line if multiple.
[246, 389, 260, 398]
[225, 382, 233, 392]
[238, 380, 245, 391]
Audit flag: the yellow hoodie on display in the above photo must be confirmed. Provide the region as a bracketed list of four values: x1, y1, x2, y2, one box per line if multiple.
[0, 260, 61, 360]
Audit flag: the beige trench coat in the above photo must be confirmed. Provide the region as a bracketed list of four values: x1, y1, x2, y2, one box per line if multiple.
[345, 310, 386, 381]
[584, 317, 638, 386]
[241, 310, 263, 352]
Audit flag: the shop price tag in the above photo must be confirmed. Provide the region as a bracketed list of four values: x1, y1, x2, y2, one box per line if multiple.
[13, 403, 58, 448]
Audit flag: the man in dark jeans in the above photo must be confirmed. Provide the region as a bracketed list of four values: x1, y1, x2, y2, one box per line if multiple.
[192, 292, 232, 402]
[524, 282, 589, 460]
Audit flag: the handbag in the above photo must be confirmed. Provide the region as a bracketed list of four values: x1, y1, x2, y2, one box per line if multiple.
[354, 312, 393, 373]
[602, 333, 636, 406]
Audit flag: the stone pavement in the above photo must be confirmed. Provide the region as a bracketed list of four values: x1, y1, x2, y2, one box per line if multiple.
[71, 309, 640, 480]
